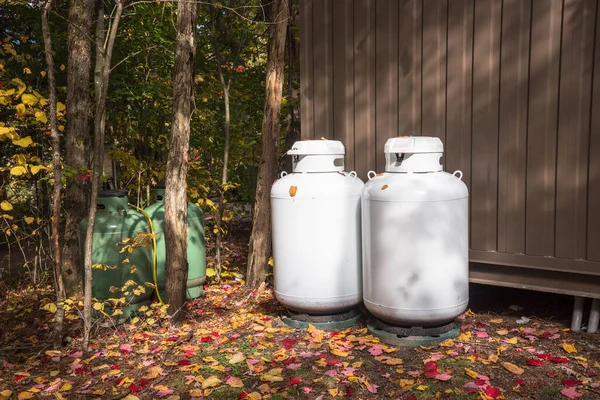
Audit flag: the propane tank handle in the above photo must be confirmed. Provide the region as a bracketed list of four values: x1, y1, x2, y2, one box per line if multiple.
[280, 171, 288, 178]
[367, 170, 377, 180]
[453, 170, 463, 180]
[348, 171, 357, 179]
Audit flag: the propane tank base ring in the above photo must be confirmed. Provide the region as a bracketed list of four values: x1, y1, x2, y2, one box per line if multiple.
[375, 319, 457, 337]
[282, 308, 364, 331]
[367, 320, 460, 347]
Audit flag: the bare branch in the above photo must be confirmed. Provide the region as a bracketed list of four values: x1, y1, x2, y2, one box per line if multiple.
[111, 45, 159, 72]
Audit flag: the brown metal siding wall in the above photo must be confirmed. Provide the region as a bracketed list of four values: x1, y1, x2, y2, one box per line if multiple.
[299, 0, 600, 291]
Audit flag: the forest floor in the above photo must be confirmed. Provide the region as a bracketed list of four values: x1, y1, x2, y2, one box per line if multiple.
[1, 222, 600, 399]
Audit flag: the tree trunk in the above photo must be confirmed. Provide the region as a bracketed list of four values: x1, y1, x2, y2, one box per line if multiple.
[215, 73, 231, 281]
[164, 0, 196, 320]
[246, 0, 289, 287]
[82, 0, 123, 352]
[42, 0, 66, 349]
[62, 0, 95, 296]
[283, 0, 300, 173]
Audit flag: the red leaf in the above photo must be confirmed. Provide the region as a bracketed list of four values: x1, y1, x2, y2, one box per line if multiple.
[539, 354, 553, 360]
[514, 379, 526, 386]
[561, 387, 584, 398]
[552, 357, 569, 364]
[527, 359, 544, 366]
[325, 358, 339, 366]
[129, 384, 143, 393]
[282, 338, 296, 350]
[484, 386, 502, 398]
[561, 378, 581, 387]
[177, 359, 191, 366]
[289, 377, 302, 385]
[201, 336, 212, 343]
[238, 391, 250, 399]
[345, 387, 354, 397]
[407, 396, 417, 400]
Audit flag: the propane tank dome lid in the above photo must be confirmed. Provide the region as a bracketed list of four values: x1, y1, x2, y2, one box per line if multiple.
[98, 189, 128, 198]
[384, 136, 443, 154]
[287, 139, 345, 156]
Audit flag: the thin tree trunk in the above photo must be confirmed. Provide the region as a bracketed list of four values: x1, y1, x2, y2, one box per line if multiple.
[247, 0, 289, 287]
[164, 0, 196, 320]
[215, 72, 231, 281]
[42, 0, 66, 349]
[283, 0, 300, 173]
[62, 0, 95, 296]
[82, 0, 124, 352]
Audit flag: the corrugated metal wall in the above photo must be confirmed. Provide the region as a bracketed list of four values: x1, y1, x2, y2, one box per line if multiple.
[299, 0, 600, 296]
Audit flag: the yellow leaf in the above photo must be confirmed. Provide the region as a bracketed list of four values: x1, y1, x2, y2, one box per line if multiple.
[189, 389, 203, 397]
[416, 385, 429, 391]
[562, 343, 577, 354]
[17, 392, 34, 400]
[488, 354, 499, 363]
[206, 268, 216, 277]
[93, 302, 104, 311]
[0, 390, 12, 398]
[143, 365, 163, 379]
[202, 375, 222, 389]
[23, 216, 34, 225]
[23, 68, 31, 74]
[60, 64, 65, 71]
[489, 318, 504, 324]
[465, 368, 479, 379]
[122, 396, 139, 400]
[496, 329, 509, 336]
[35, 111, 48, 123]
[59, 382, 72, 391]
[21, 93, 37, 106]
[1, 200, 13, 211]
[16, 103, 26, 114]
[40, 71, 47, 78]
[328, 388, 339, 397]
[10, 166, 28, 176]
[502, 362, 524, 375]
[229, 354, 245, 364]
[260, 374, 283, 382]
[456, 331, 472, 341]
[439, 339, 455, 347]
[330, 348, 349, 358]
[30, 165, 47, 175]
[41, 303, 57, 313]
[289, 185, 298, 197]
[268, 256, 274, 267]
[13, 136, 33, 147]
[505, 337, 518, 344]
[57, 102, 66, 112]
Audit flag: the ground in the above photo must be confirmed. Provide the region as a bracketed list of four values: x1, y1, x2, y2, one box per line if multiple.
[0, 222, 599, 399]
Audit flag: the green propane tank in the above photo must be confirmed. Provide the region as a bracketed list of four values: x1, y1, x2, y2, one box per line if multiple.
[145, 185, 206, 299]
[79, 190, 153, 316]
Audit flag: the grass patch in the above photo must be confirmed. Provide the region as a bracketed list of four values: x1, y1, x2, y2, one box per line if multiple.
[210, 387, 246, 399]
[437, 357, 472, 369]
[538, 387, 562, 399]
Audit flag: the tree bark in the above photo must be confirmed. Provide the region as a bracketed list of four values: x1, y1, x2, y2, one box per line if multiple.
[164, 0, 196, 320]
[62, 0, 95, 296]
[247, 0, 289, 287]
[283, 0, 300, 173]
[82, 0, 124, 352]
[42, 0, 66, 349]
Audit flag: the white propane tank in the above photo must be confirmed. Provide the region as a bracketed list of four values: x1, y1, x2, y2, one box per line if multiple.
[271, 140, 364, 314]
[362, 136, 469, 326]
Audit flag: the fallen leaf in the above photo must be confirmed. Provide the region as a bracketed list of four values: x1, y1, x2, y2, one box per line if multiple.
[226, 376, 243, 388]
[143, 365, 163, 379]
[465, 368, 479, 379]
[366, 383, 379, 393]
[434, 374, 452, 381]
[289, 186, 298, 197]
[17, 392, 34, 400]
[202, 375, 222, 389]
[560, 387, 583, 398]
[229, 353, 246, 364]
[562, 343, 577, 354]
[502, 362, 524, 375]
[328, 388, 339, 397]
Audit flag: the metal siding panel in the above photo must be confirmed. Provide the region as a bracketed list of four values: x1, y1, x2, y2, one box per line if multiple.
[421, 0, 447, 145]
[299, 0, 314, 139]
[353, 0, 376, 179]
[497, 0, 531, 254]
[375, 0, 399, 172]
[446, 0, 473, 198]
[556, 0, 595, 260]
[589, 0, 600, 262]
[398, 0, 422, 138]
[332, 0, 355, 170]
[312, 0, 333, 138]
[526, 0, 562, 256]
[471, 0, 501, 251]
